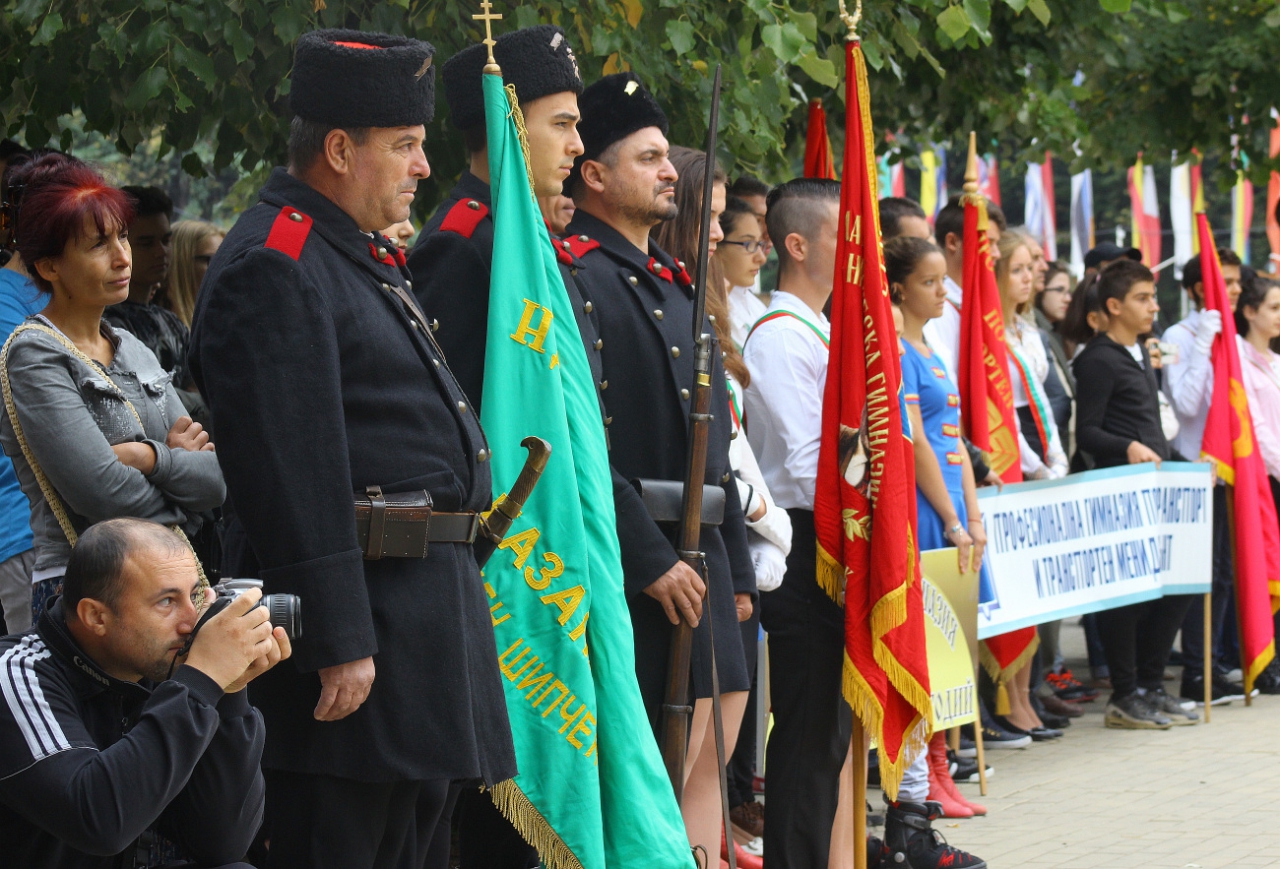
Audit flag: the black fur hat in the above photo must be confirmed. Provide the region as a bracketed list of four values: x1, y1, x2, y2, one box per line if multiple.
[577, 72, 668, 162]
[443, 25, 583, 132]
[291, 29, 436, 128]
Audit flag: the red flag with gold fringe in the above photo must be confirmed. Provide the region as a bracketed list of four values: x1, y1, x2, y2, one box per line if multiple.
[956, 137, 1038, 711]
[1197, 213, 1280, 693]
[804, 99, 838, 180]
[813, 36, 931, 798]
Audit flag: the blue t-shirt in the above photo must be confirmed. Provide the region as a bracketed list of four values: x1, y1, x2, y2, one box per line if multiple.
[0, 269, 45, 563]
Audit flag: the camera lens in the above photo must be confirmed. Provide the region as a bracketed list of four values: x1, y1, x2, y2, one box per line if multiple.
[261, 594, 302, 640]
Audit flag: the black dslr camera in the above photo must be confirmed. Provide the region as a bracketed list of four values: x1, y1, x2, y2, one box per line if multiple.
[192, 578, 303, 642]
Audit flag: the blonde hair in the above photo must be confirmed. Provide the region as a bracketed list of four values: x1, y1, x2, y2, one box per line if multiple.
[164, 219, 224, 326]
[995, 229, 1033, 319]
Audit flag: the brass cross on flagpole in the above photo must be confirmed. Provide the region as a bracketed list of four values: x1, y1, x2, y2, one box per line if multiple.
[473, 0, 503, 71]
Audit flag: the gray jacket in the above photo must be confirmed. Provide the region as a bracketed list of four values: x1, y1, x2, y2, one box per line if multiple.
[0, 317, 224, 576]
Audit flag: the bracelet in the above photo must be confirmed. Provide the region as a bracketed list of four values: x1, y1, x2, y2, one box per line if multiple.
[968, 516, 983, 523]
[947, 523, 964, 536]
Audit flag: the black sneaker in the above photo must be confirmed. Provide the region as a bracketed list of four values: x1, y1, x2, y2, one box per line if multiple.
[1029, 692, 1071, 729]
[1138, 687, 1199, 726]
[868, 835, 886, 867]
[883, 799, 987, 869]
[955, 734, 977, 759]
[1047, 668, 1100, 703]
[948, 751, 994, 783]
[1105, 692, 1172, 729]
[1255, 660, 1280, 695]
[1179, 673, 1240, 706]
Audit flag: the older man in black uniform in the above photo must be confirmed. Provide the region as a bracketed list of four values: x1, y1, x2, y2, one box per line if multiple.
[563, 72, 756, 859]
[188, 30, 514, 869]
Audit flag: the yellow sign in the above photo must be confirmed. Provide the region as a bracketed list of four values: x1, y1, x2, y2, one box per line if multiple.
[920, 549, 981, 730]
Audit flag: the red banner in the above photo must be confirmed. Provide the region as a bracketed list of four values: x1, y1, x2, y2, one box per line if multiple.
[803, 99, 837, 181]
[957, 194, 1021, 484]
[1197, 213, 1280, 691]
[813, 40, 930, 799]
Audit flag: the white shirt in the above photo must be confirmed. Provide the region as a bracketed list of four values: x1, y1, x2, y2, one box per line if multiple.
[743, 290, 830, 511]
[1162, 308, 1214, 460]
[728, 284, 768, 351]
[726, 373, 792, 556]
[922, 275, 962, 384]
[1006, 319, 1067, 478]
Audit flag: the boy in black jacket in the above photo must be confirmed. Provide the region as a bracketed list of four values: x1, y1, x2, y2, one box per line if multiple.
[0, 519, 289, 868]
[1072, 259, 1199, 730]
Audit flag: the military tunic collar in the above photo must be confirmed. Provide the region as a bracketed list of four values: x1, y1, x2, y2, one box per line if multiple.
[566, 210, 688, 296]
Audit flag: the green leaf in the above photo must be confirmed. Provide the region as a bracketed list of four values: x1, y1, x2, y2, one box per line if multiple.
[791, 10, 818, 42]
[937, 5, 971, 41]
[891, 20, 922, 60]
[1265, 5, 1280, 27]
[175, 44, 217, 87]
[761, 21, 807, 63]
[31, 12, 63, 46]
[797, 50, 837, 88]
[182, 152, 206, 178]
[1098, 0, 1131, 12]
[1001, 0, 1029, 11]
[666, 19, 695, 56]
[963, 0, 991, 34]
[124, 66, 169, 112]
[1027, 0, 1052, 25]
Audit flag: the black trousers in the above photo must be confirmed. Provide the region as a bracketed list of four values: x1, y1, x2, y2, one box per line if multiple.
[1095, 594, 1196, 698]
[264, 771, 457, 869]
[455, 788, 538, 868]
[1180, 485, 1235, 679]
[726, 614, 760, 809]
[761, 511, 851, 869]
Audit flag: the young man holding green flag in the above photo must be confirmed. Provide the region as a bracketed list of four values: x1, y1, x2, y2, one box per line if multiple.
[410, 26, 693, 869]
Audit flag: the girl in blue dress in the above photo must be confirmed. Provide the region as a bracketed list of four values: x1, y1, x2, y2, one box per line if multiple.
[884, 236, 986, 569]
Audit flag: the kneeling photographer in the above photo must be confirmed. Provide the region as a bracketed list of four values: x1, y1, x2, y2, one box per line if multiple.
[0, 518, 292, 868]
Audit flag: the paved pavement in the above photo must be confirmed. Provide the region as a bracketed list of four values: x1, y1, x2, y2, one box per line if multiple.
[943, 619, 1280, 869]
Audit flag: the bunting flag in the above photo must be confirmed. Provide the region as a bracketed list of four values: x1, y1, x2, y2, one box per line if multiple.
[1231, 168, 1253, 264]
[479, 70, 693, 869]
[920, 149, 940, 226]
[978, 154, 1001, 207]
[1040, 154, 1057, 261]
[1190, 154, 1207, 254]
[1267, 111, 1280, 276]
[1069, 169, 1095, 276]
[804, 99, 838, 180]
[1196, 212, 1280, 694]
[877, 152, 906, 200]
[814, 35, 931, 799]
[1171, 158, 1195, 281]
[957, 155, 1038, 709]
[1127, 155, 1162, 268]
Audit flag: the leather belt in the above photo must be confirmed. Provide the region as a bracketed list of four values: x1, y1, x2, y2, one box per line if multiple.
[354, 487, 480, 560]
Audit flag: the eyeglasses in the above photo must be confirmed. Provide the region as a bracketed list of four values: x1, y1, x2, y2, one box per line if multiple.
[721, 239, 767, 254]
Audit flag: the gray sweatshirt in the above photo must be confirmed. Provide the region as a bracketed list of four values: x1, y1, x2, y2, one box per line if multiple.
[0, 317, 225, 577]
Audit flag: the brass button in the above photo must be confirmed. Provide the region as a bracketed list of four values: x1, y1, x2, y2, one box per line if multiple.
[599, 380, 608, 391]
[708, 314, 716, 323]
[457, 400, 468, 413]
[578, 235, 589, 242]
[433, 358, 440, 368]
[628, 275, 638, 286]
[583, 301, 593, 313]
[671, 346, 680, 358]
[594, 339, 603, 351]
[650, 261, 662, 274]
[405, 280, 412, 289]
[681, 388, 690, 400]
[288, 211, 303, 222]
[467, 200, 480, 210]
[381, 283, 392, 291]
[430, 319, 439, 332]
[412, 320, 422, 330]
[730, 428, 738, 440]
[654, 309, 663, 320]
[604, 416, 613, 426]
[562, 240, 571, 249]
[377, 247, 389, 260]
[721, 472, 731, 483]
[477, 449, 489, 462]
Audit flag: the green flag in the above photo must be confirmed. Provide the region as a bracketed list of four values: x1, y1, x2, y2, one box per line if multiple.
[479, 71, 694, 869]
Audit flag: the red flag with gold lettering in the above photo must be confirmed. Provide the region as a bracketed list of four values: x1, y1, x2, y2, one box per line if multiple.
[804, 99, 838, 181]
[814, 37, 931, 798]
[1197, 213, 1280, 692]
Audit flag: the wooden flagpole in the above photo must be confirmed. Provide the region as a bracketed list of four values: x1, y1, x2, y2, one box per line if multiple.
[1204, 589, 1212, 722]
[852, 724, 867, 869]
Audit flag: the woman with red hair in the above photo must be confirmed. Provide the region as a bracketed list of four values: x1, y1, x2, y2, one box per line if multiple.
[0, 153, 224, 621]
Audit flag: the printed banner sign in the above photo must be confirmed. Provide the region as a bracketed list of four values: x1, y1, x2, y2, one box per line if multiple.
[975, 463, 1213, 638]
[920, 549, 980, 730]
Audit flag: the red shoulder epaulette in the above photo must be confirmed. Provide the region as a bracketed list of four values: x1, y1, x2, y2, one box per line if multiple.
[264, 207, 313, 260]
[564, 233, 601, 259]
[439, 199, 489, 238]
[552, 237, 574, 267]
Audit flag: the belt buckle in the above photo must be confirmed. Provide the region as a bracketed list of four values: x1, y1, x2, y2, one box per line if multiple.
[463, 513, 480, 544]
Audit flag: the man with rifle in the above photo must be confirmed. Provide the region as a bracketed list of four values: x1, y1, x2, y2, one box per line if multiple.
[565, 71, 756, 862]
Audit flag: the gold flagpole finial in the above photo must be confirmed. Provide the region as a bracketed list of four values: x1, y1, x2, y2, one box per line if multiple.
[837, 0, 863, 40]
[473, 0, 503, 74]
[963, 131, 979, 196]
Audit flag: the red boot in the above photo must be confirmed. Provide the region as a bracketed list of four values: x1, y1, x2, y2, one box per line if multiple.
[929, 733, 987, 816]
[721, 829, 764, 869]
[926, 747, 973, 818]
